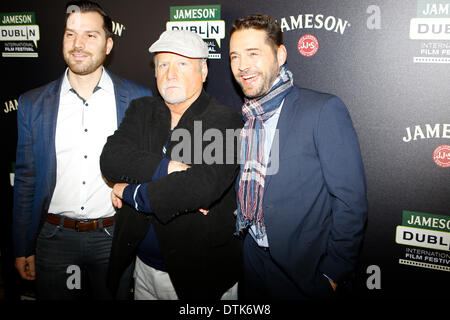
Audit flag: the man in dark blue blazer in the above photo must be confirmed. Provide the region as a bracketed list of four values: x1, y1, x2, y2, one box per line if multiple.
[12, 1, 151, 300]
[229, 14, 368, 299]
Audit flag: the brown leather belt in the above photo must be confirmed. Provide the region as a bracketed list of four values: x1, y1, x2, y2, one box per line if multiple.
[45, 214, 114, 232]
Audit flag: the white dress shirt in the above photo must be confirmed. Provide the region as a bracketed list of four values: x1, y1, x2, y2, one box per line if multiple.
[48, 68, 117, 220]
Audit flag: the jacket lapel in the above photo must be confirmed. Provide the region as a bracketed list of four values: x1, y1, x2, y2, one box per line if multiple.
[42, 75, 63, 198]
[108, 70, 129, 124]
[264, 87, 300, 192]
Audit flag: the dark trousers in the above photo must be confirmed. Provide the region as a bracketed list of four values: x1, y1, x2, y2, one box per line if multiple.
[241, 233, 307, 300]
[35, 221, 132, 300]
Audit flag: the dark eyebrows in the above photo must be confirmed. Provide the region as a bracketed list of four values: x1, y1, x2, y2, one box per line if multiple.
[64, 28, 102, 35]
[230, 47, 261, 56]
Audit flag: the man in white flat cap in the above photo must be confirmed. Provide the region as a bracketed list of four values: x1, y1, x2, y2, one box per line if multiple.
[100, 30, 243, 300]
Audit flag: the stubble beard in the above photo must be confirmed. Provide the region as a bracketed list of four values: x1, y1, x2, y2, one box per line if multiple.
[64, 49, 106, 76]
[160, 84, 187, 104]
[237, 66, 279, 99]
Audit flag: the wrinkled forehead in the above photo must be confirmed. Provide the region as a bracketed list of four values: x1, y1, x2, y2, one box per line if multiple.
[154, 52, 206, 68]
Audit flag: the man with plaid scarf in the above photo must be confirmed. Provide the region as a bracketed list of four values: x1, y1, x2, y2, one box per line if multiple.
[229, 14, 368, 300]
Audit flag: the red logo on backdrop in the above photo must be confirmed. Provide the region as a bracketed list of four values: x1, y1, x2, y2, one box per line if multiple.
[298, 34, 319, 57]
[433, 145, 450, 167]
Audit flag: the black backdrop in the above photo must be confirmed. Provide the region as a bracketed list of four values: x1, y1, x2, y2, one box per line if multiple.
[1, 0, 449, 301]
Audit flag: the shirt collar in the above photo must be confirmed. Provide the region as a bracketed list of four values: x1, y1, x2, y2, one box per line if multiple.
[97, 67, 114, 94]
[60, 69, 72, 97]
[60, 67, 114, 97]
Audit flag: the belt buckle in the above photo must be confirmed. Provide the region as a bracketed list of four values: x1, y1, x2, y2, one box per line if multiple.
[74, 219, 98, 232]
[74, 220, 81, 232]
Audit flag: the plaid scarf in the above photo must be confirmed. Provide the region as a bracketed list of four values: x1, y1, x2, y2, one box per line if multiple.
[236, 65, 294, 238]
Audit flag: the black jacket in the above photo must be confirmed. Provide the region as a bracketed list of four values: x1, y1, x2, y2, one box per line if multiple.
[100, 90, 243, 300]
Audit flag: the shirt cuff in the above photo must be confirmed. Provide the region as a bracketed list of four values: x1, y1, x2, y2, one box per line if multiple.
[121, 157, 169, 213]
[322, 273, 335, 283]
[123, 183, 152, 213]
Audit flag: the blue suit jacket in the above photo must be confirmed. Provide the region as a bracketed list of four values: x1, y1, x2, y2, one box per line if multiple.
[12, 69, 152, 257]
[256, 86, 368, 297]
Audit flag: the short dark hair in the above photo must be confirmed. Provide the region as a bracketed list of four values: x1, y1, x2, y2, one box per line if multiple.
[65, 1, 113, 38]
[230, 14, 283, 53]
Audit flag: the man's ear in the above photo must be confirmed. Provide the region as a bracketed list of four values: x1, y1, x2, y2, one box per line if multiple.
[201, 60, 208, 82]
[277, 44, 287, 67]
[106, 37, 113, 55]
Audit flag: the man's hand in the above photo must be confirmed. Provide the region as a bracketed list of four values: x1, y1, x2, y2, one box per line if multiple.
[115, 161, 207, 214]
[111, 183, 129, 209]
[109, 161, 189, 209]
[168, 160, 190, 174]
[15, 256, 35, 280]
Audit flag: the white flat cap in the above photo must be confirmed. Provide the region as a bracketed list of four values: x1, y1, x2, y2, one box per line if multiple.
[149, 30, 209, 58]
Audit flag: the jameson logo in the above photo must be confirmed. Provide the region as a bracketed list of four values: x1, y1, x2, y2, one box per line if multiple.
[1, 13, 35, 24]
[402, 123, 450, 142]
[410, 1, 450, 63]
[111, 21, 125, 37]
[403, 211, 450, 232]
[396, 210, 450, 272]
[171, 6, 220, 20]
[401, 124, 450, 167]
[410, 0, 450, 41]
[279, 13, 351, 34]
[396, 210, 450, 252]
[166, 5, 225, 59]
[4, 98, 18, 113]
[0, 12, 40, 57]
[418, 0, 450, 16]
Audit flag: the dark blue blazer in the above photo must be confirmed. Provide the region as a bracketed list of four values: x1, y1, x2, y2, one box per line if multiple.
[257, 85, 368, 297]
[12, 69, 152, 257]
